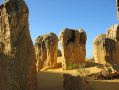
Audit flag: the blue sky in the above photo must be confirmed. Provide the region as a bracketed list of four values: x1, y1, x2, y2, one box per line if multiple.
[0, 0, 119, 58]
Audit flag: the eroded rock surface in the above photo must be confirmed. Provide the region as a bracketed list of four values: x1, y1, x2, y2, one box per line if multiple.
[93, 24, 119, 64]
[63, 74, 88, 90]
[101, 64, 119, 78]
[116, 0, 119, 19]
[106, 24, 119, 41]
[59, 28, 87, 69]
[0, 0, 37, 90]
[34, 32, 58, 71]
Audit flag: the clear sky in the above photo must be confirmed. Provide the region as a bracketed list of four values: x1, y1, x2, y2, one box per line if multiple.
[0, 0, 119, 58]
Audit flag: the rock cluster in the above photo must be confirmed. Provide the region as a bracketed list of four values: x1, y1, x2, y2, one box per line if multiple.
[59, 28, 87, 69]
[0, 0, 37, 90]
[1, 0, 119, 89]
[101, 64, 119, 78]
[34, 32, 58, 71]
[93, 24, 119, 64]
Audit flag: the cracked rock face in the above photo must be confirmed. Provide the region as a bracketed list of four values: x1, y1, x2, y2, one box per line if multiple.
[34, 32, 58, 71]
[0, 0, 37, 90]
[59, 28, 87, 69]
[106, 24, 119, 41]
[93, 24, 119, 64]
[116, 0, 119, 19]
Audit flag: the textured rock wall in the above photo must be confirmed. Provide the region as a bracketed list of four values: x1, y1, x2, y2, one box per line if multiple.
[0, 0, 37, 90]
[106, 24, 119, 41]
[59, 28, 87, 69]
[116, 0, 119, 19]
[93, 34, 107, 64]
[106, 24, 119, 64]
[35, 32, 58, 71]
[93, 24, 119, 64]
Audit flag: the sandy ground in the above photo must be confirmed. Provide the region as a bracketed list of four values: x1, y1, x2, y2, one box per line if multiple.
[37, 71, 65, 90]
[37, 57, 119, 90]
[38, 68, 64, 90]
[88, 79, 119, 90]
[37, 68, 81, 90]
[37, 67, 119, 90]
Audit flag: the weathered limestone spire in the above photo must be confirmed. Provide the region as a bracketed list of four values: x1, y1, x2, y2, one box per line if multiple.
[59, 28, 87, 69]
[34, 32, 58, 71]
[93, 24, 119, 65]
[0, 0, 37, 90]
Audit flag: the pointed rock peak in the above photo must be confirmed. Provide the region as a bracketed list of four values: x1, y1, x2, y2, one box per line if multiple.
[93, 34, 106, 44]
[79, 28, 85, 32]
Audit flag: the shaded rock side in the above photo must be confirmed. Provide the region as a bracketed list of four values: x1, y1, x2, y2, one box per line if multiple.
[35, 32, 58, 71]
[63, 74, 88, 90]
[93, 34, 118, 64]
[93, 24, 119, 64]
[57, 49, 62, 57]
[116, 0, 119, 19]
[59, 28, 87, 69]
[0, 0, 37, 90]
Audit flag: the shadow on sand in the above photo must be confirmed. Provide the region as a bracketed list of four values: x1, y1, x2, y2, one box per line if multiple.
[88, 80, 119, 90]
[37, 71, 65, 90]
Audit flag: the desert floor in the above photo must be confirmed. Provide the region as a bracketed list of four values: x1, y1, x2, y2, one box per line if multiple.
[37, 57, 119, 90]
[37, 68, 119, 90]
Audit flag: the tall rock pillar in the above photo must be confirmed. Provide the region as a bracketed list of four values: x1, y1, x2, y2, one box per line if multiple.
[0, 0, 37, 90]
[59, 28, 87, 69]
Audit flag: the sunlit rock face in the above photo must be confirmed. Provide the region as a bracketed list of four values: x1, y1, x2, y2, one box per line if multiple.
[59, 28, 87, 69]
[116, 0, 119, 19]
[0, 0, 37, 90]
[106, 24, 119, 41]
[34, 32, 58, 71]
[93, 24, 119, 64]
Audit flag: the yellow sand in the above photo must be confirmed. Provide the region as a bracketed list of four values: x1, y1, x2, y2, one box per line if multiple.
[37, 62, 119, 90]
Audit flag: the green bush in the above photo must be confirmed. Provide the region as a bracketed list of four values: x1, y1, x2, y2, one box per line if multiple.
[66, 63, 78, 70]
